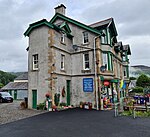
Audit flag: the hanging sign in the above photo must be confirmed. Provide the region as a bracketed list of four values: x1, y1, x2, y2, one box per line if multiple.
[83, 78, 93, 92]
[104, 81, 110, 86]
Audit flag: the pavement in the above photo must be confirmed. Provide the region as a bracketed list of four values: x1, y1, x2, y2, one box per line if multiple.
[0, 108, 150, 137]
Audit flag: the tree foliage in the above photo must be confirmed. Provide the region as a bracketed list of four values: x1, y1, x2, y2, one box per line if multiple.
[130, 77, 136, 80]
[132, 86, 144, 93]
[136, 74, 150, 88]
[0, 70, 17, 88]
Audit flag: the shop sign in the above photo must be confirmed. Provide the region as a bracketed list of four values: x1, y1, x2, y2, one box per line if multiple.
[104, 81, 110, 86]
[83, 78, 93, 92]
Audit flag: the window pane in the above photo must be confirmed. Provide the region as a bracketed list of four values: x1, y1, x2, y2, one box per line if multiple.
[61, 54, 65, 69]
[84, 53, 89, 61]
[83, 32, 88, 43]
[83, 53, 89, 69]
[33, 54, 38, 70]
[102, 53, 108, 70]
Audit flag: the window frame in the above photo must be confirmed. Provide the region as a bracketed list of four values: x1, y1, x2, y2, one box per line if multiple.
[83, 52, 90, 70]
[102, 53, 108, 70]
[32, 54, 38, 70]
[61, 54, 65, 70]
[60, 32, 65, 43]
[83, 31, 89, 44]
[101, 29, 107, 44]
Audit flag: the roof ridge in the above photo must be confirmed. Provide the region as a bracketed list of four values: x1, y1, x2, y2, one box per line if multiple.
[89, 17, 113, 27]
[50, 13, 101, 35]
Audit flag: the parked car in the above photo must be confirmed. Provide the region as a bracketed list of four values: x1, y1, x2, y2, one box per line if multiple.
[0, 92, 13, 103]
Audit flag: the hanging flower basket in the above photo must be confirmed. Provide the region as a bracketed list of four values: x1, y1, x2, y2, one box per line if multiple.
[45, 93, 50, 98]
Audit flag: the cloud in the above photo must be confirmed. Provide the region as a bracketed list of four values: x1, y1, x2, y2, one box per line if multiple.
[124, 36, 150, 66]
[0, 0, 150, 72]
[80, 0, 150, 37]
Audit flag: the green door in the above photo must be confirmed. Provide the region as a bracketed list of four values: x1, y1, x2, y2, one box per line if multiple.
[32, 90, 37, 109]
[67, 80, 71, 106]
[14, 90, 17, 100]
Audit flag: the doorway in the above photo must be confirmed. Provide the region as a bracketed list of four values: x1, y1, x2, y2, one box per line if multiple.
[32, 90, 37, 109]
[66, 80, 71, 106]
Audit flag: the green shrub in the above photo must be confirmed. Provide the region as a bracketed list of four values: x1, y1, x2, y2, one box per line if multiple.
[37, 102, 45, 110]
[132, 86, 144, 93]
[59, 102, 67, 106]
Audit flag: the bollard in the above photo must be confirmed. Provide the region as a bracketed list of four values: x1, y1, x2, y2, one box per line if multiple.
[133, 107, 136, 119]
[114, 103, 119, 117]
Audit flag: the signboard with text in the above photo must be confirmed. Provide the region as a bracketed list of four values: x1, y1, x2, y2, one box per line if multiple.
[83, 78, 93, 92]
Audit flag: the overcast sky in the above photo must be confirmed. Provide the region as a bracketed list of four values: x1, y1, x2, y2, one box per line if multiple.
[0, 0, 150, 72]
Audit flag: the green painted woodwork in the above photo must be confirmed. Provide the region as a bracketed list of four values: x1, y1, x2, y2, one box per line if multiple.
[14, 90, 17, 100]
[24, 19, 54, 36]
[107, 53, 110, 70]
[102, 52, 113, 71]
[50, 13, 101, 35]
[110, 79, 119, 83]
[66, 80, 71, 106]
[126, 66, 129, 78]
[100, 76, 104, 81]
[9, 90, 12, 96]
[60, 22, 71, 33]
[32, 90, 37, 109]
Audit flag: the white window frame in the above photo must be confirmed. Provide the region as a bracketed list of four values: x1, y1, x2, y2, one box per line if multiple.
[32, 54, 38, 70]
[61, 54, 65, 70]
[122, 56, 126, 62]
[102, 53, 108, 70]
[101, 30, 107, 44]
[83, 31, 89, 44]
[83, 53, 90, 70]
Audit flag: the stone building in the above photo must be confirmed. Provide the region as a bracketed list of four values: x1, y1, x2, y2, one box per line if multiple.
[24, 4, 131, 109]
[2, 72, 28, 100]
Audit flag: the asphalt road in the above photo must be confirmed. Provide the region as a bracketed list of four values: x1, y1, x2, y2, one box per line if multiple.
[0, 108, 150, 137]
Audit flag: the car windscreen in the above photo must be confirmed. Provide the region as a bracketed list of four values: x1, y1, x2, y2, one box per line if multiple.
[0, 92, 11, 97]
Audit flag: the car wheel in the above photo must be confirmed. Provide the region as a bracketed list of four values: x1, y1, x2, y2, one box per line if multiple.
[0, 99, 2, 103]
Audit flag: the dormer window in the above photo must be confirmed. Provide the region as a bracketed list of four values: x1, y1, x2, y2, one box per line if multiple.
[83, 31, 89, 44]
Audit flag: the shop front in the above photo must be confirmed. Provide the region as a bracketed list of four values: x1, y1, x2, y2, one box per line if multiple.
[100, 79, 119, 110]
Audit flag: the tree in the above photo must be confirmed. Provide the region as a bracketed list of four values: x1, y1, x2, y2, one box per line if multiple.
[130, 77, 136, 80]
[136, 74, 150, 88]
[0, 70, 17, 86]
[0, 83, 4, 88]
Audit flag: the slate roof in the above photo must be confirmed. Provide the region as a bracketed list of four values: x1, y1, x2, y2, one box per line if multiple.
[123, 44, 131, 55]
[89, 18, 113, 28]
[2, 82, 28, 90]
[15, 72, 28, 80]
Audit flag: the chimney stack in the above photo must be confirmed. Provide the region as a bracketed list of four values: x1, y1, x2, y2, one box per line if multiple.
[54, 4, 66, 16]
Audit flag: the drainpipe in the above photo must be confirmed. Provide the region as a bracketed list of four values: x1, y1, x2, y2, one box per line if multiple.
[94, 35, 100, 110]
